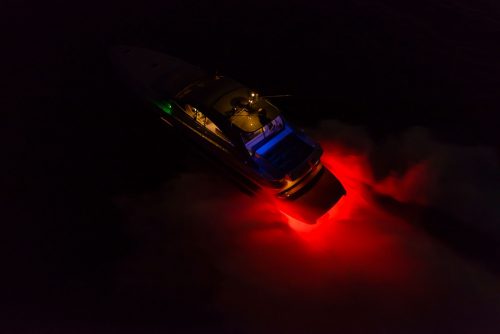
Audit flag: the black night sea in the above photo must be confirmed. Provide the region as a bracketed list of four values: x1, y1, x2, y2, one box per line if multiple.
[2, 1, 499, 333]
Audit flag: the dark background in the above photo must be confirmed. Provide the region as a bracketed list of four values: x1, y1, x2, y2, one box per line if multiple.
[2, 0, 500, 333]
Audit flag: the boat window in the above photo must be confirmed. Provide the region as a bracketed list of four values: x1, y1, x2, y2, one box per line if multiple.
[184, 104, 231, 143]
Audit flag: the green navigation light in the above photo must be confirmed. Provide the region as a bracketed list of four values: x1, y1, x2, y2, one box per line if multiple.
[157, 101, 173, 115]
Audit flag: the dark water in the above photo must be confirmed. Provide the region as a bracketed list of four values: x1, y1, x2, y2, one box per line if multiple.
[3, 1, 500, 333]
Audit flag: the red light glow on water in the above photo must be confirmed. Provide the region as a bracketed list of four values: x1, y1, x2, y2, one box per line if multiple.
[214, 139, 434, 292]
[117, 132, 498, 334]
[116, 134, 499, 334]
[206, 141, 436, 332]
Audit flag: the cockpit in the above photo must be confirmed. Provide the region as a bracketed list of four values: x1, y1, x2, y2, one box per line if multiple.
[224, 92, 285, 153]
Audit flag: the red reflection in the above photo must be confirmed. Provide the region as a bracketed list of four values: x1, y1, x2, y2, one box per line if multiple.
[180, 137, 436, 332]
[122, 135, 489, 333]
[223, 139, 431, 290]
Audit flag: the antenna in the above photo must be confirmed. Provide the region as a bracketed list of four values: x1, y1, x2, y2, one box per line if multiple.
[261, 94, 292, 98]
